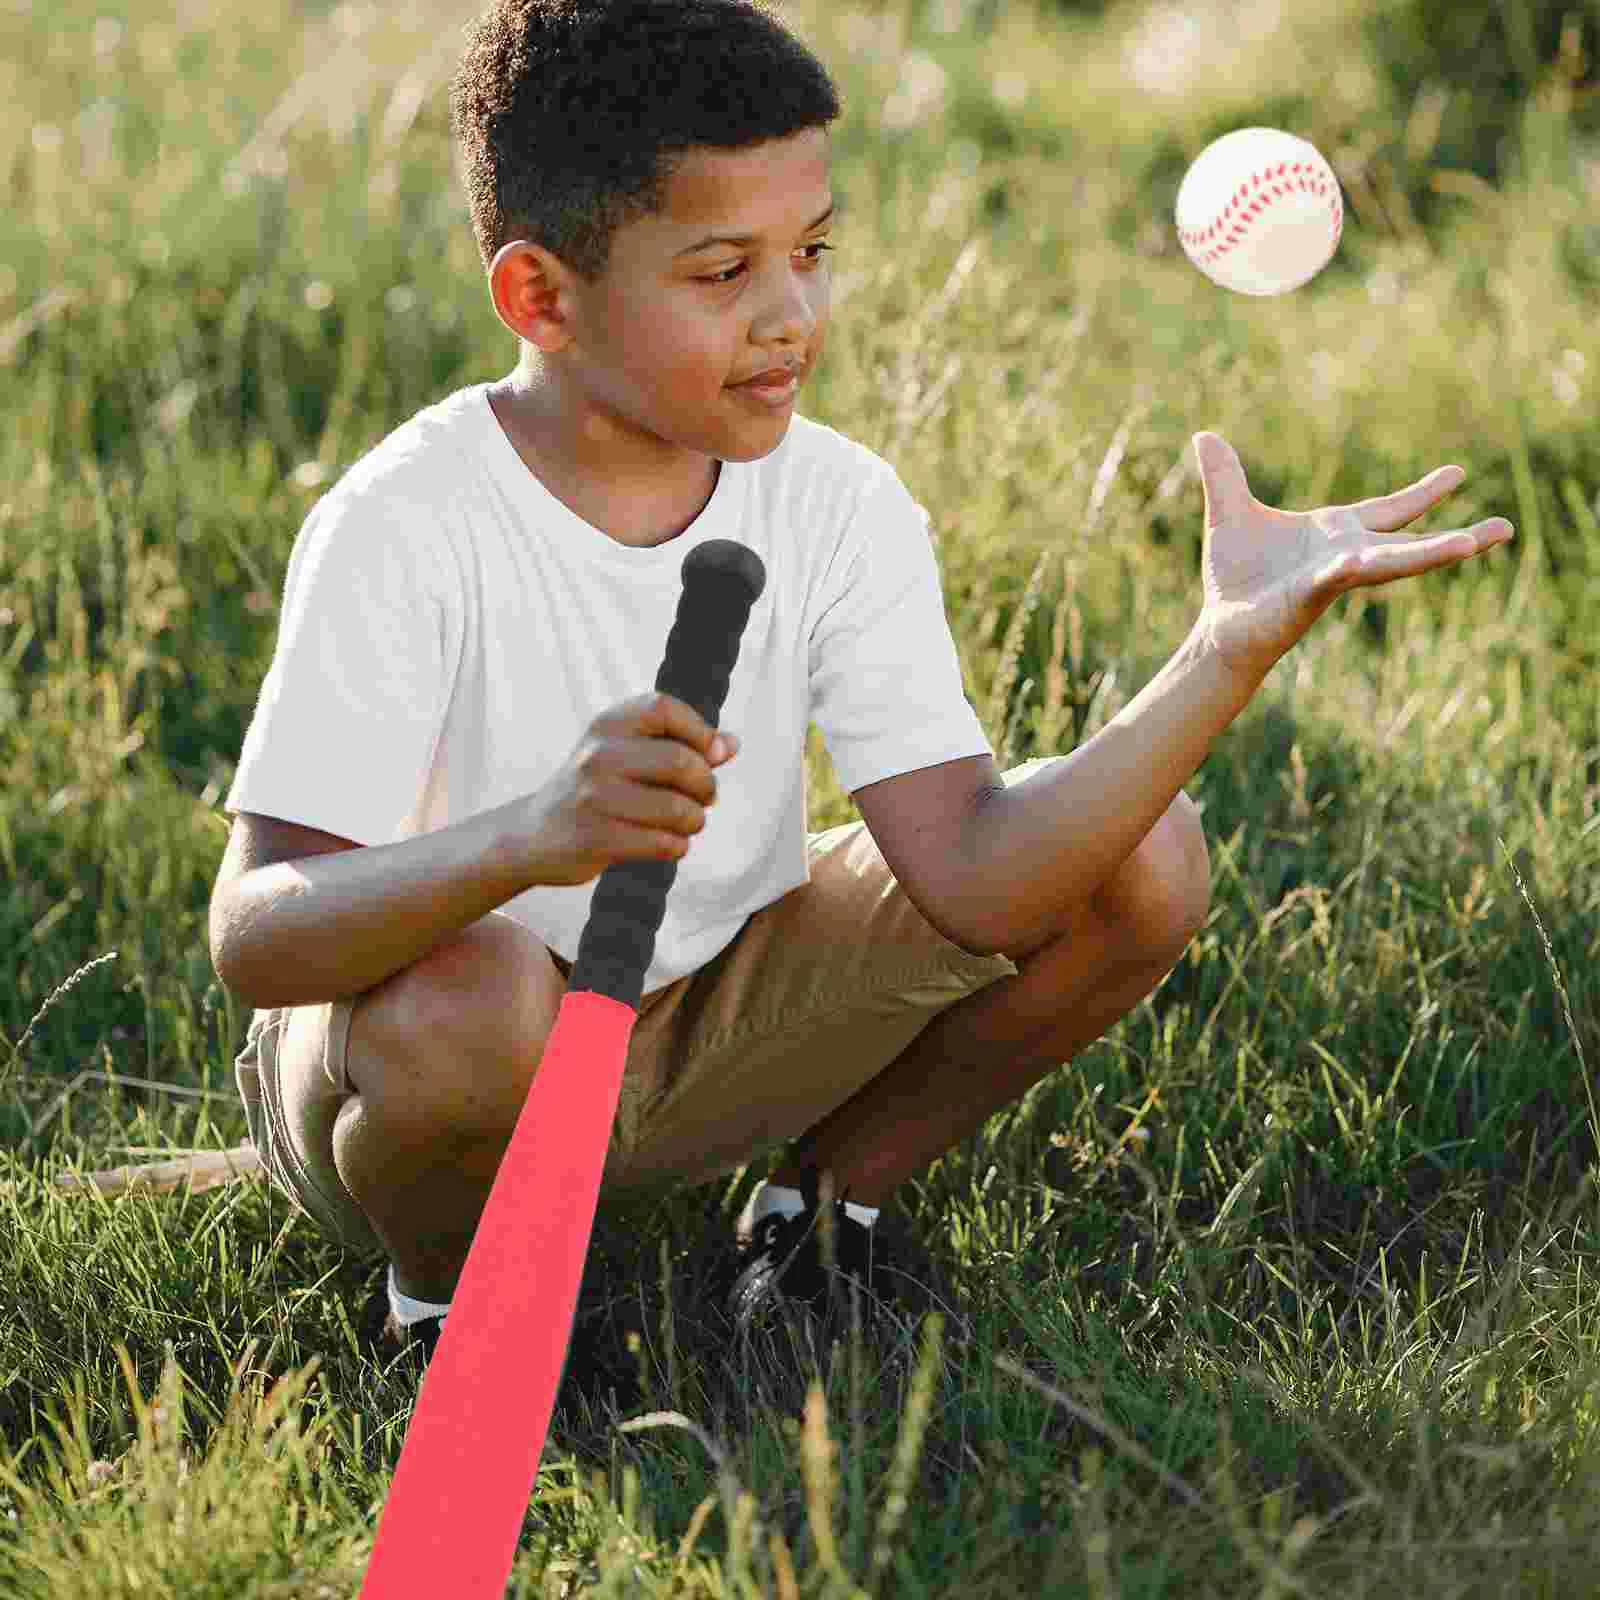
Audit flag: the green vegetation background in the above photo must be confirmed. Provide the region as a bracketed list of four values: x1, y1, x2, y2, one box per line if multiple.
[0, 0, 1596, 1593]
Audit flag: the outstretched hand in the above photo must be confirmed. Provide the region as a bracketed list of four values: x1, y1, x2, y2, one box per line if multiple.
[1192, 433, 1515, 683]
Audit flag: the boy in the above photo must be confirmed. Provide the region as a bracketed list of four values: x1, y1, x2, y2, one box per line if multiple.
[209, 0, 1512, 1364]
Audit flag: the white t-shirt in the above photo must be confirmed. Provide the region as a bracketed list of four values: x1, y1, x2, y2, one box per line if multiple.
[225, 381, 993, 995]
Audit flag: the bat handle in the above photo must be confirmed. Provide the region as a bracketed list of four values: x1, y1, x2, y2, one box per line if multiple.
[570, 540, 767, 1008]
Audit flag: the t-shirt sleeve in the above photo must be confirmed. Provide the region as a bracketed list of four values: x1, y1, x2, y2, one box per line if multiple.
[809, 462, 993, 796]
[224, 490, 454, 844]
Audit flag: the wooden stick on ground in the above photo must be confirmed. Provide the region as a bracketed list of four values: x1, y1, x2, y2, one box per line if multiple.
[52, 1142, 264, 1196]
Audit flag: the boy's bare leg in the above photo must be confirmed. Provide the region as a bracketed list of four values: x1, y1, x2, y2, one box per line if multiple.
[328, 915, 566, 1303]
[769, 793, 1211, 1209]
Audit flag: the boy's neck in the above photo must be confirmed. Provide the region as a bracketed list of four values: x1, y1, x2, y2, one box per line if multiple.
[487, 370, 720, 550]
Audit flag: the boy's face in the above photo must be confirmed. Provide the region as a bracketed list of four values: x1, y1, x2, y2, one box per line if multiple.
[489, 127, 833, 468]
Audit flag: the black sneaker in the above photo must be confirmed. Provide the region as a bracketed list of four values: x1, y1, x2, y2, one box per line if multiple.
[724, 1169, 876, 1338]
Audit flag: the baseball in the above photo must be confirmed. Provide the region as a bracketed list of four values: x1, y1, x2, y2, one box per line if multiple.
[1175, 128, 1343, 296]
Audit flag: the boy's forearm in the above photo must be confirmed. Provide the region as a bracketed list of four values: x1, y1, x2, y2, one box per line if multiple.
[211, 805, 534, 1011]
[960, 621, 1266, 953]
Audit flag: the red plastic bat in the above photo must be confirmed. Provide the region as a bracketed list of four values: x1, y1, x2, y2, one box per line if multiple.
[359, 538, 767, 1599]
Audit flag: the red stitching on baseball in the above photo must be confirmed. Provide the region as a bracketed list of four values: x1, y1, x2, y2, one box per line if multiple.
[1179, 156, 1343, 269]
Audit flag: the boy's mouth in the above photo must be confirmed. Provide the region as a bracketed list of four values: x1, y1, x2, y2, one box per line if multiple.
[732, 369, 800, 405]
[734, 365, 800, 388]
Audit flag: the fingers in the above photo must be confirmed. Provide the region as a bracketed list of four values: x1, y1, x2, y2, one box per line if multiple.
[1326, 519, 1513, 590]
[586, 692, 743, 845]
[628, 732, 720, 805]
[600, 691, 739, 763]
[1352, 465, 1467, 532]
[629, 690, 726, 758]
[598, 765, 710, 839]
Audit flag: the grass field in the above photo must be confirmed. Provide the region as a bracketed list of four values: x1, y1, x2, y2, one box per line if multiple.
[2, 0, 1598, 1593]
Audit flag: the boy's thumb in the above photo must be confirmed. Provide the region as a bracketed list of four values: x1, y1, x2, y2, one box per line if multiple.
[1193, 432, 1249, 528]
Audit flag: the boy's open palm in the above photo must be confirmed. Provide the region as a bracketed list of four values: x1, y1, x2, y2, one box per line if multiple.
[1193, 432, 1515, 683]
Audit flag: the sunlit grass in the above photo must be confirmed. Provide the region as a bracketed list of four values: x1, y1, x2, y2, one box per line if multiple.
[1, 0, 1597, 1592]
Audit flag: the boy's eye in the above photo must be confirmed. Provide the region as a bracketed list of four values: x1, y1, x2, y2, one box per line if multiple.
[699, 240, 835, 286]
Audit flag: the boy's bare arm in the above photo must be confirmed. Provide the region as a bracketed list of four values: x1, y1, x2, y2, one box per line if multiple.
[954, 434, 1514, 955]
[210, 692, 739, 1010]
[211, 805, 538, 1010]
[955, 622, 1259, 954]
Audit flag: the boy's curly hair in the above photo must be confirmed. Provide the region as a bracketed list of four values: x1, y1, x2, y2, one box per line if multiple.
[451, 0, 842, 285]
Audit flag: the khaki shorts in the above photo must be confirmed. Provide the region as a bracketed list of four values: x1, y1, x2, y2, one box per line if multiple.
[234, 810, 1024, 1256]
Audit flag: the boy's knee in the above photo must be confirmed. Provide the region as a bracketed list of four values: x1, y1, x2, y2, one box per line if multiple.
[1097, 790, 1210, 963]
[346, 913, 564, 1140]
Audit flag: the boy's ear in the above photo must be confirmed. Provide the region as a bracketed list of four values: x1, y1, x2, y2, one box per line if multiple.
[488, 240, 573, 352]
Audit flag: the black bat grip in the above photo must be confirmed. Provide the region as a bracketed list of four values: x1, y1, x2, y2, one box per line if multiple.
[569, 540, 767, 1009]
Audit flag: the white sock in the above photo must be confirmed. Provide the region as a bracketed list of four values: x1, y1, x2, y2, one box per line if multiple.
[753, 1182, 879, 1229]
[388, 1262, 452, 1329]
